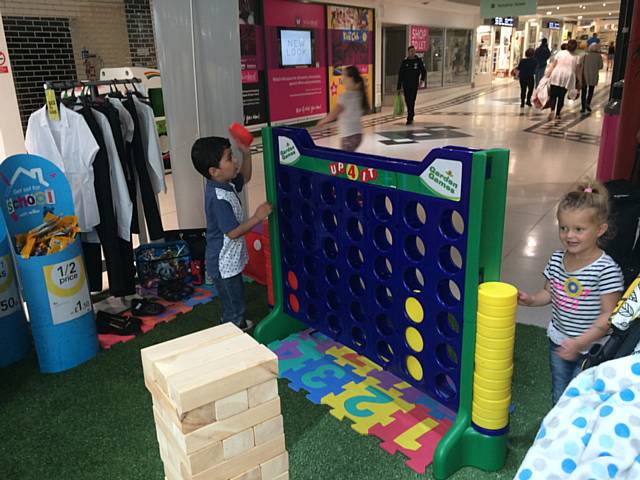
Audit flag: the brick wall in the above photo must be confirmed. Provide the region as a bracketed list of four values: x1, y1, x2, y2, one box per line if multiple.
[2, 16, 77, 131]
[0, 1, 132, 81]
[124, 0, 157, 68]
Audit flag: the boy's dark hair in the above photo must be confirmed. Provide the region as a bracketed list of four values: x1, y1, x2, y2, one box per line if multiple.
[191, 136, 231, 178]
[525, 48, 535, 58]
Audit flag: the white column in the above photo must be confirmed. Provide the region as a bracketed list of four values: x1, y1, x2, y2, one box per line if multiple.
[152, 0, 243, 229]
[0, 14, 26, 159]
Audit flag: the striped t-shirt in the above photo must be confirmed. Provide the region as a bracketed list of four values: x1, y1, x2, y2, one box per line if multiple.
[544, 250, 623, 344]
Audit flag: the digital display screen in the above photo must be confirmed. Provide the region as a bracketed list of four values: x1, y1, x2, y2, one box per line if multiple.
[548, 21, 561, 30]
[493, 17, 514, 27]
[280, 29, 312, 67]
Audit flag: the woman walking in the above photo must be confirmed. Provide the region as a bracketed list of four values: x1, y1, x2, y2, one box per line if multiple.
[546, 39, 580, 121]
[579, 43, 604, 113]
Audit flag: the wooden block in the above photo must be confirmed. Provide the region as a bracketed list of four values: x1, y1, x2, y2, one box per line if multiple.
[154, 407, 225, 476]
[192, 435, 286, 480]
[260, 452, 288, 480]
[154, 392, 281, 455]
[141, 323, 241, 380]
[253, 415, 284, 446]
[215, 390, 249, 421]
[181, 402, 216, 433]
[248, 378, 279, 408]
[272, 472, 289, 480]
[168, 345, 278, 414]
[222, 428, 255, 460]
[154, 334, 259, 394]
[229, 466, 260, 480]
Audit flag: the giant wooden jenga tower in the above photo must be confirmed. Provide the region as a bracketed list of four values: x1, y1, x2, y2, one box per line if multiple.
[141, 323, 289, 480]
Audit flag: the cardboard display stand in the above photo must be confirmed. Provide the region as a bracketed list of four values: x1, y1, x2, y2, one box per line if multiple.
[0, 154, 97, 373]
[0, 214, 30, 368]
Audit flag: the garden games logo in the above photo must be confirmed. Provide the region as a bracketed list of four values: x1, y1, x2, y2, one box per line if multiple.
[420, 159, 462, 201]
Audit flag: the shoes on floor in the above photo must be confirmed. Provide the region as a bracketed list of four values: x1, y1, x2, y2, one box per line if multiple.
[240, 319, 255, 332]
[586, 106, 592, 112]
[96, 311, 142, 336]
[580, 108, 586, 114]
[406, 119, 413, 125]
[520, 103, 525, 108]
[556, 114, 561, 120]
[526, 102, 532, 107]
[548, 111, 555, 121]
[131, 298, 165, 316]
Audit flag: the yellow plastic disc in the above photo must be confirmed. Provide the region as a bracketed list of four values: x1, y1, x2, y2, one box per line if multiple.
[473, 383, 511, 401]
[405, 297, 424, 323]
[474, 353, 513, 370]
[477, 323, 516, 340]
[477, 311, 516, 329]
[474, 372, 512, 391]
[471, 413, 508, 430]
[478, 282, 518, 307]
[476, 332, 515, 350]
[475, 343, 514, 361]
[405, 327, 424, 352]
[406, 355, 424, 381]
[478, 302, 517, 318]
[472, 401, 510, 420]
[474, 364, 514, 380]
[473, 395, 512, 410]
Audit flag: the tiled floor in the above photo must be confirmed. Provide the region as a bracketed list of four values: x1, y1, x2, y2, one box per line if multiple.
[156, 75, 610, 329]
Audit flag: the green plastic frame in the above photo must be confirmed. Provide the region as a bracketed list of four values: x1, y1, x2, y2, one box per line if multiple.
[254, 129, 510, 478]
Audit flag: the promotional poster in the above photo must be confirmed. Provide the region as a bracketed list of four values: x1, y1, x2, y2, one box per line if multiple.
[327, 5, 374, 112]
[239, 0, 268, 127]
[263, 0, 327, 123]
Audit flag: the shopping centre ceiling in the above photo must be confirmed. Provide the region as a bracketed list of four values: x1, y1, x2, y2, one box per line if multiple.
[444, 0, 621, 20]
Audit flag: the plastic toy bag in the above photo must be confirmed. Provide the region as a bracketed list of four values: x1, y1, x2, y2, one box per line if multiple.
[135, 240, 192, 291]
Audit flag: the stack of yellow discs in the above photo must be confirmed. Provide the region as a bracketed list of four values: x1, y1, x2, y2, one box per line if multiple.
[472, 282, 517, 431]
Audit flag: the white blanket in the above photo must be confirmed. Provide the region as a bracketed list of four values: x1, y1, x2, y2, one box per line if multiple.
[515, 355, 640, 479]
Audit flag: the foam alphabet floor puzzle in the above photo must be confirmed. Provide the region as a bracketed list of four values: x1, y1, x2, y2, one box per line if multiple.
[268, 329, 457, 474]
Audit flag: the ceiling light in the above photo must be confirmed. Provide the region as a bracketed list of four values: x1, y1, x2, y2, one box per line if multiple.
[609, 12, 612, 15]
[546, 10, 552, 14]
[602, 2, 606, 5]
[578, 15, 583, 19]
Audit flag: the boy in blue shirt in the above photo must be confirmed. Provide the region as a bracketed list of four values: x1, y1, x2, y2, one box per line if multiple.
[191, 136, 272, 330]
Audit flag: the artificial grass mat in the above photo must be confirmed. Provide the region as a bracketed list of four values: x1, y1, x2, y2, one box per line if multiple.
[0, 283, 550, 479]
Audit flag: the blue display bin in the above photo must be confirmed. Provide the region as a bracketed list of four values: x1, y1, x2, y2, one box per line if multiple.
[0, 227, 31, 368]
[0, 154, 97, 373]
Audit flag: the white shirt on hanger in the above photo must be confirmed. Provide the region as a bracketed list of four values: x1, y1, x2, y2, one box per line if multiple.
[132, 96, 166, 194]
[92, 109, 133, 241]
[25, 104, 100, 232]
[106, 97, 134, 143]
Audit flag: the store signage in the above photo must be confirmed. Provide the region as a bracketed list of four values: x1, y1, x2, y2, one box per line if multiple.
[409, 25, 430, 52]
[0, 50, 8, 74]
[548, 21, 561, 30]
[481, 0, 537, 19]
[492, 17, 515, 27]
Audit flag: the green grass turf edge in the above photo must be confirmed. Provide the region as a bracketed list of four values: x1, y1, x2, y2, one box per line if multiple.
[0, 283, 549, 479]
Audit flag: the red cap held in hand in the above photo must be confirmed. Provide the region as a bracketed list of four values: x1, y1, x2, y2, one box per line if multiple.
[229, 122, 253, 147]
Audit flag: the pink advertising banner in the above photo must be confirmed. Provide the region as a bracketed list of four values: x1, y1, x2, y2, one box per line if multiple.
[409, 25, 430, 53]
[263, 0, 327, 123]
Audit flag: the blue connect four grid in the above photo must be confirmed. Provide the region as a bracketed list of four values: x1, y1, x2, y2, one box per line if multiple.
[271, 128, 475, 411]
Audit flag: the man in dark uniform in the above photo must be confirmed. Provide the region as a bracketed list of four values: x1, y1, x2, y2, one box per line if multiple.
[397, 45, 426, 125]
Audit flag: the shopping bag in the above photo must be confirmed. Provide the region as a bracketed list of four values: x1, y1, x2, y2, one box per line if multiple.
[567, 88, 580, 101]
[532, 77, 550, 110]
[393, 93, 405, 116]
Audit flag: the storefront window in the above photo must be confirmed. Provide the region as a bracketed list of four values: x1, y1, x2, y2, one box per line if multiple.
[424, 28, 444, 88]
[444, 29, 471, 85]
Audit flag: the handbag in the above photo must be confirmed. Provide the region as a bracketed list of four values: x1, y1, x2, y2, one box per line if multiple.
[164, 229, 206, 285]
[135, 240, 192, 291]
[567, 88, 580, 101]
[393, 92, 405, 116]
